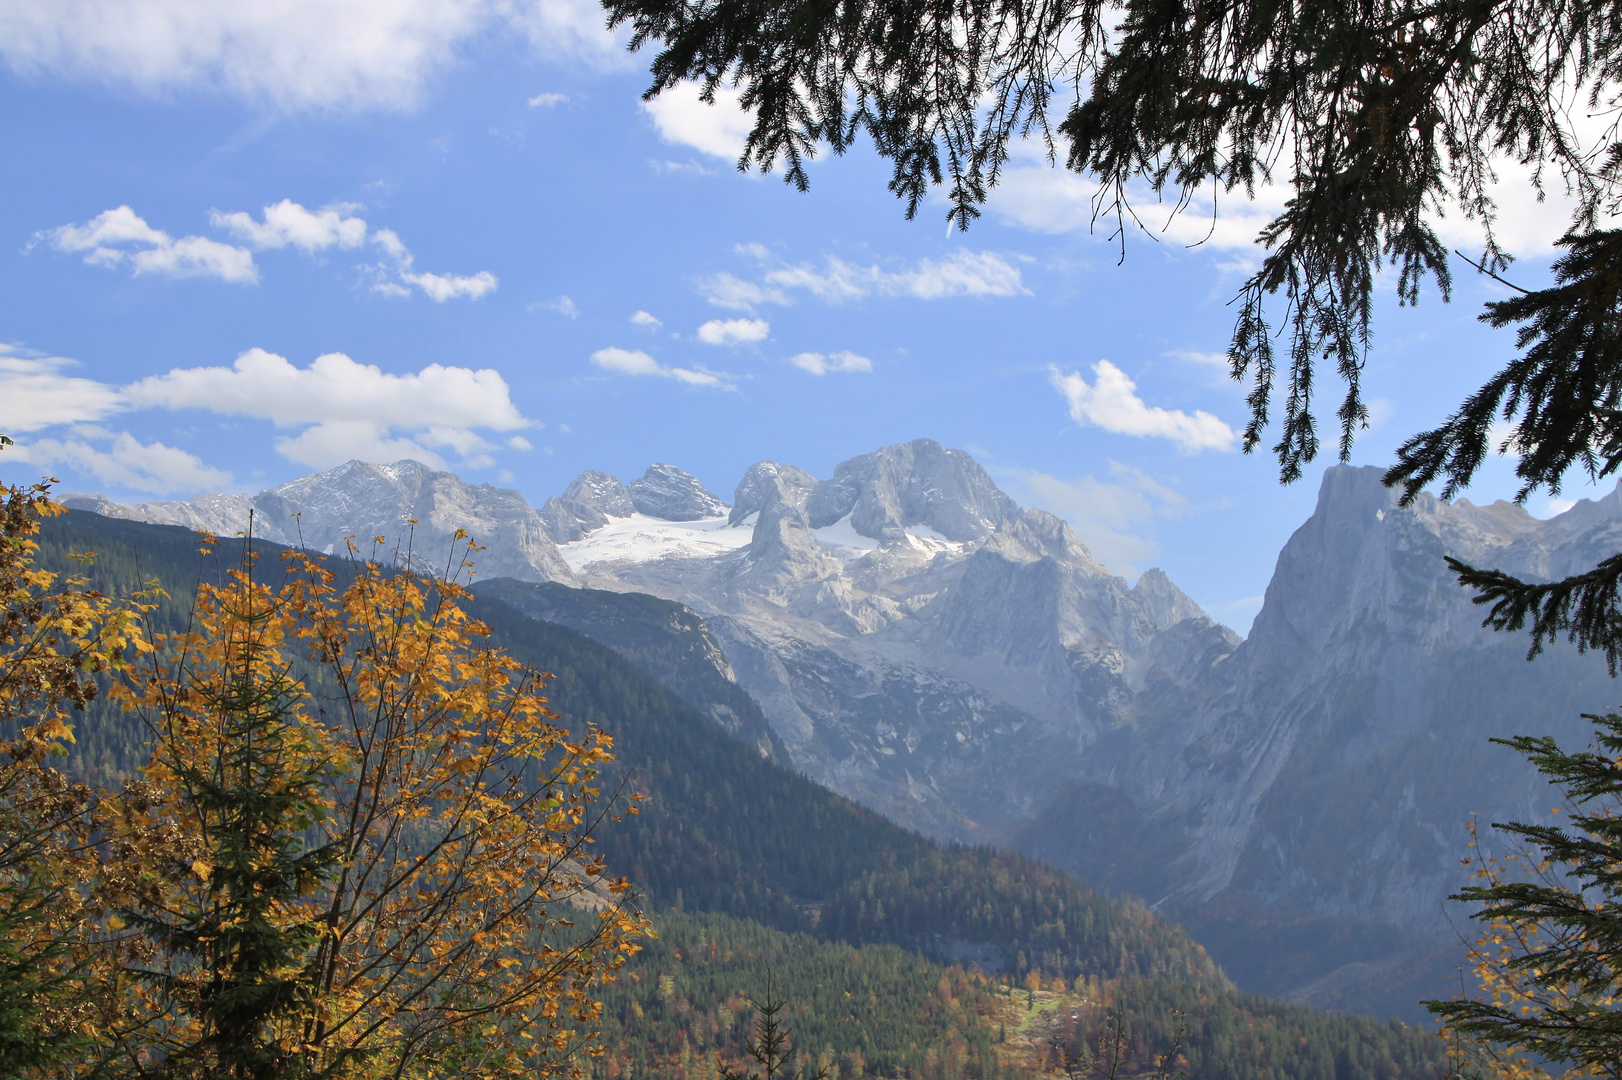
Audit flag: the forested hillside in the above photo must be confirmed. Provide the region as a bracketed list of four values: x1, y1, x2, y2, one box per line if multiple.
[31, 510, 1449, 1079]
[38, 510, 1219, 987]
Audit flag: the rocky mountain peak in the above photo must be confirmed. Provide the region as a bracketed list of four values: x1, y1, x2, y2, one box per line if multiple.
[539, 470, 637, 543]
[564, 470, 636, 517]
[252, 459, 575, 584]
[805, 438, 1022, 543]
[1130, 567, 1207, 632]
[628, 464, 728, 521]
[730, 461, 819, 526]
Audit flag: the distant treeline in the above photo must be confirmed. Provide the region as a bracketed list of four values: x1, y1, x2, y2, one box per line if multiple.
[596, 910, 1003, 1080]
[1048, 978, 1445, 1080]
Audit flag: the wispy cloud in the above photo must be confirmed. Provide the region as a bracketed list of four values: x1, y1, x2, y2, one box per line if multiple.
[1049, 361, 1236, 453]
[527, 92, 568, 108]
[788, 351, 872, 375]
[700, 249, 1028, 311]
[530, 295, 579, 317]
[630, 310, 662, 330]
[766, 251, 1027, 302]
[1011, 461, 1188, 574]
[41, 200, 496, 301]
[590, 346, 733, 389]
[6, 427, 230, 494]
[41, 206, 257, 283]
[697, 318, 768, 345]
[0, 0, 628, 112]
[697, 271, 789, 311]
[0, 347, 125, 432]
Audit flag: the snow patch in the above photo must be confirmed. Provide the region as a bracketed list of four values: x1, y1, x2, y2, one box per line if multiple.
[811, 514, 969, 558]
[560, 513, 752, 571]
[812, 514, 879, 553]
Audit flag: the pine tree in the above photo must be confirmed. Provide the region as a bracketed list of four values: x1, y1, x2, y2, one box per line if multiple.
[112, 539, 338, 1078]
[1426, 713, 1622, 1077]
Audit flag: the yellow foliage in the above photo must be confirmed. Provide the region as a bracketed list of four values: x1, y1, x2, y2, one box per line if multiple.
[0, 478, 153, 1066]
[95, 534, 651, 1078]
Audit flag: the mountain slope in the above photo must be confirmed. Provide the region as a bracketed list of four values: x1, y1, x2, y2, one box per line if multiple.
[1018, 466, 1622, 1014]
[63, 459, 577, 585]
[36, 508, 1222, 992]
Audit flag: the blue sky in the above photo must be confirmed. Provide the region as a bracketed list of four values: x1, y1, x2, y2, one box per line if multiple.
[0, 1, 1598, 631]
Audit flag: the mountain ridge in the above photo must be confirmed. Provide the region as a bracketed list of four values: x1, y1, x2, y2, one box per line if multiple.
[62, 439, 1622, 1020]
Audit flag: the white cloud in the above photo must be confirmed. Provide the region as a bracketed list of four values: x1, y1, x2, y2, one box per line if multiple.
[630, 310, 662, 330]
[3, 344, 534, 476]
[590, 346, 732, 389]
[764, 250, 1028, 302]
[527, 92, 567, 108]
[988, 127, 1606, 268]
[531, 295, 579, 317]
[126, 348, 528, 430]
[399, 269, 498, 301]
[43, 205, 258, 283]
[121, 348, 528, 468]
[270, 420, 453, 470]
[43, 200, 494, 299]
[643, 81, 754, 161]
[47, 204, 167, 251]
[212, 199, 367, 252]
[1012, 461, 1188, 575]
[371, 227, 409, 260]
[0, 349, 125, 432]
[130, 235, 259, 281]
[788, 351, 872, 375]
[0, 0, 626, 113]
[697, 318, 768, 345]
[697, 271, 788, 311]
[1049, 361, 1236, 453]
[7, 429, 229, 494]
[362, 221, 498, 301]
[698, 250, 1026, 312]
[504, 0, 631, 70]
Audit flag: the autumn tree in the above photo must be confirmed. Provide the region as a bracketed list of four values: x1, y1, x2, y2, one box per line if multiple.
[0, 476, 149, 1071]
[92, 533, 648, 1078]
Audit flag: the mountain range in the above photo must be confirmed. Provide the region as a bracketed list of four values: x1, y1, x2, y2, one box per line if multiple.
[63, 438, 1622, 1020]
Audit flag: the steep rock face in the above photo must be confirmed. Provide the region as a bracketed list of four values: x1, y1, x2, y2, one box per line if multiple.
[1015, 465, 1622, 1014]
[539, 470, 636, 542]
[70, 460, 577, 585]
[805, 438, 1022, 542]
[628, 464, 727, 520]
[729, 461, 819, 525]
